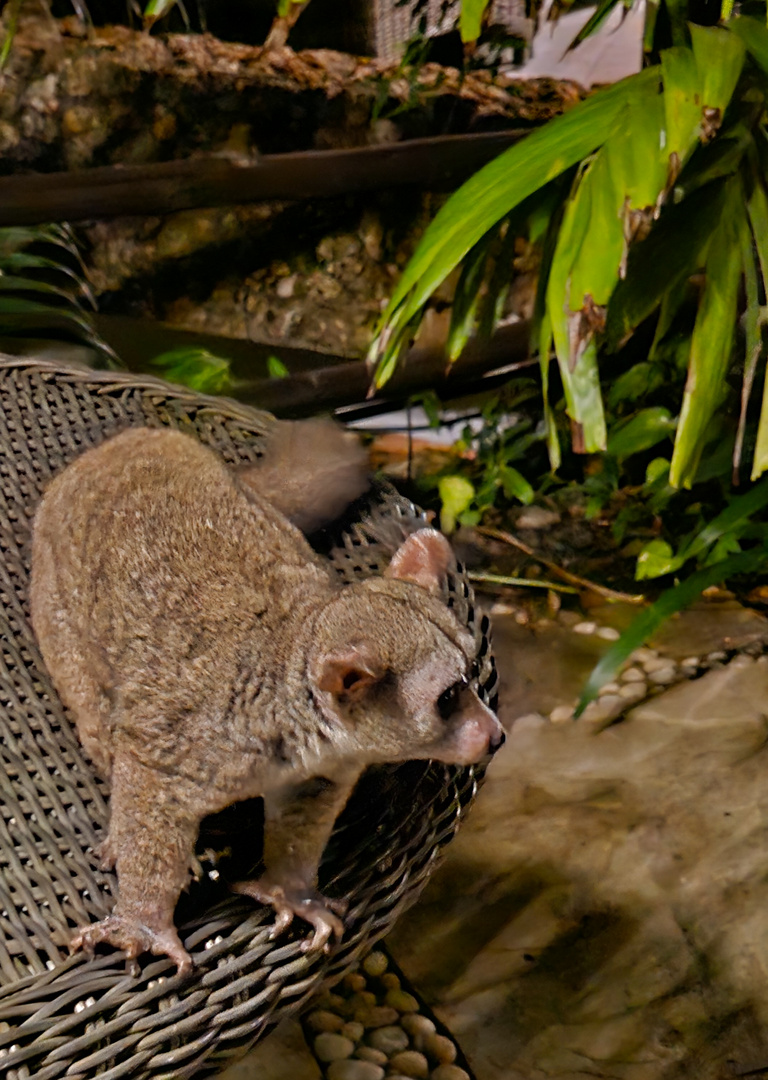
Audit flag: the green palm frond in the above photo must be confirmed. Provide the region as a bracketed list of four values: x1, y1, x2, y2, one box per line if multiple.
[0, 224, 120, 367]
[370, 19, 768, 488]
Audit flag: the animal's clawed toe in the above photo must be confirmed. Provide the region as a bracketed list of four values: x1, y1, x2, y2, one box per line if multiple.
[70, 916, 193, 975]
[296, 901, 345, 953]
[231, 877, 346, 952]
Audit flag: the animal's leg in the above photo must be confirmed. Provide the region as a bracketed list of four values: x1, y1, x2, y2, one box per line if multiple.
[71, 752, 202, 974]
[232, 768, 359, 952]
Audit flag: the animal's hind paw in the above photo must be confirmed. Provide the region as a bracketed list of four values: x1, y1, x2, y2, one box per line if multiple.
[71, 916, 193, 975]
[231, 877, 346, 953]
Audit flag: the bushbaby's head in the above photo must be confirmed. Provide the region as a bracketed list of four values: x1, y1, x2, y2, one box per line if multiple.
[308, 529, 504, 766]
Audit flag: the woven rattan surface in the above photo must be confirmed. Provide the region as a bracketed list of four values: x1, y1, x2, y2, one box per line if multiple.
[0, 357, 498, 1079]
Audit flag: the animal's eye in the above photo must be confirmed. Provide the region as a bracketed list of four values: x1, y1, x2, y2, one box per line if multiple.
[437, 676, 468, 720]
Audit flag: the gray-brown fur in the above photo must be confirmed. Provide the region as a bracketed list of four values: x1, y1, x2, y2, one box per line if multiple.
[30, 424, 502, 974]
[238, 416, 370, 533]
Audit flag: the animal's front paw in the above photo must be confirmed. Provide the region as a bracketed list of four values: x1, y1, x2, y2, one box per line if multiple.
[70, 916, 193, 975]
[231, 877, 347, 952]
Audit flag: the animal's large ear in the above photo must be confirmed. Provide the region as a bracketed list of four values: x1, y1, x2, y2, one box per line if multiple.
[384, 528, 453, 595]
[316, 642, 384, 700]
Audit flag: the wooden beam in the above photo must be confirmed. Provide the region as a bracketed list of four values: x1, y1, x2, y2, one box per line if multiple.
[0, 131, 525, 226]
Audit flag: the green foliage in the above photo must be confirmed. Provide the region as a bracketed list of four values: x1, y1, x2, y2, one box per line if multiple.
[438, 475, 475, 533]
[635, 474, 768, 579]
[369, 21, 768, 489]
[0, 0, 22, 69]
[369, 70, 659, 388]
[606, 408, 677, 461]
[267, 354, 290, 379]
[149, 347, 235, 394]
[372, 15, 768, 615]
[143, 0, 184, 28]
[425, 382, 547, 529]
[0, 224, 119, 365]
[576, 545, 768, 715]
[459, 0, 493, 42]
[372, 9, 768, 690]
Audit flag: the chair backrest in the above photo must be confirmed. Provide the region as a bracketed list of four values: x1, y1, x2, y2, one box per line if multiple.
[0, 357, 496, 1079]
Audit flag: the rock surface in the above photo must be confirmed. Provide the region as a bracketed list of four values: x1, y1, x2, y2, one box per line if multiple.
[388, 603, 768, 1079]
[225, 599, 768, 1079]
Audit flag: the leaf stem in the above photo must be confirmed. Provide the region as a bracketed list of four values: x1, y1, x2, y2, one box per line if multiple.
[477, 524, 645, 604]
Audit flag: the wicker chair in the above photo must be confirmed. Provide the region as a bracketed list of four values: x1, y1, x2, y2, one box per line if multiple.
[0, 357, 497, 1079]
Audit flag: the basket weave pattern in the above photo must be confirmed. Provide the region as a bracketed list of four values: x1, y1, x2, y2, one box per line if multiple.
[0, 358, 498, 1079]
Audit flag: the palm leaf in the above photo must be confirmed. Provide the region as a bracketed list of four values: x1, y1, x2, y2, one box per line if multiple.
[661, 46, 706, 173]
[606, 178, 729, 348]
[459, 0, 493, 41]
[370, 67, 662, 387]
[729, 16, 768, 78]
[0, 224, 119, 367]
[748, 180, 768, 480]
[690, 24, 746, 123]
[669, 179, 745, 487]
[734, 199, 762, 480]
[564, 0, 626, 52]
[446, 230, 498, 364]
[544, 76, 668, 451]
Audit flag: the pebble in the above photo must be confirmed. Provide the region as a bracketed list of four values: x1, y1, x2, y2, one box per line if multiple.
[681, 656, 700, 670]
[596, 626, 620, 640]
[327, 1061, 385, 1080]
[314, 993, 347, 1013]
[597, 681, 621, 695]
[350, 991, 377, 1011]
[363, 951, 389, 977]
[275, 273, 296, 298]
[617, 678, 643, 704]
[341, 1021, 364, 1042]
[618, 681, 647, 701]
[642, 655, 672, 673]
[401, 1015, 436, 1039]
[621, 666, 645, 682]
[422, 1033, 457, 1064]
[354, 1005, 399, 1028]
[355, 1047, 388, 1066]
[550, 705, 575, 723]
[648, 666, 678, 685]
[707, 650, 728, 663]
[314, 1032, 355, 1062]
[730, 653, 755, 669]
[385, 988, 420, 1013]
[344, 973, 367, 993]
[580, 695, 623, 725]
[573, 621, 597, 635]
[381, 972, 401, 990]
[516, 506, 560, 529]
[389, 1050, 430, 1078]
[431, 1067, 471, 1080]
[306, 1009, 345, 1034]
[367, 1025, 409, 1055]
[630, 647, 657, 663]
